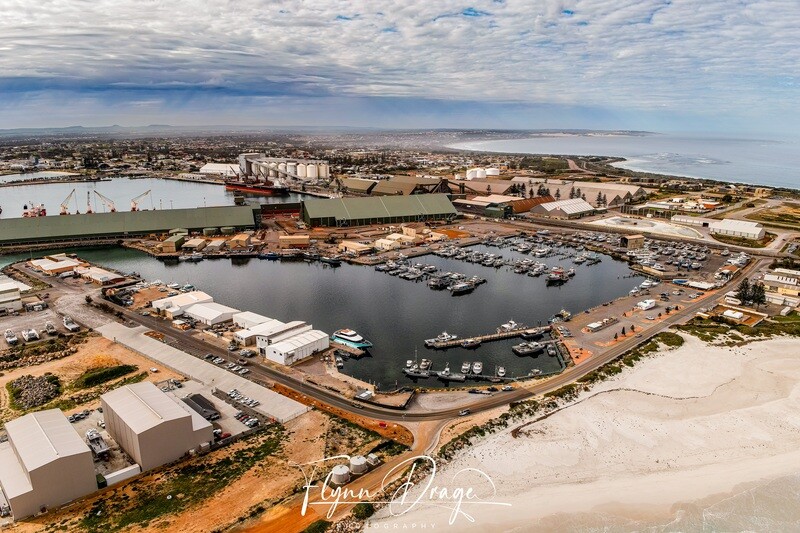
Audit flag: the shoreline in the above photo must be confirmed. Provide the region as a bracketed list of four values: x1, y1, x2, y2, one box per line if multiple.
[370, 333, 800, 530]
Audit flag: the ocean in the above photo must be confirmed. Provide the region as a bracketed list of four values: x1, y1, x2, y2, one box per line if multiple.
[451, 133, 800, 189]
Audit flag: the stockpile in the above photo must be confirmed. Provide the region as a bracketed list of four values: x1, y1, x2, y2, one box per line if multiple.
[8, 373, 61, 409]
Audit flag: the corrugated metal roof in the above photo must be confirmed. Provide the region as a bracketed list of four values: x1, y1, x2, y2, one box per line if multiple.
[339, 178, 377, 193]
[184, 302, 239, 321]
[0, 206, 256, 244]
[709, 219, 764, 231]
[536, 198, 595, 215]
[5, 410, 90, 472]
[270, 330, 328, 352]
[303, 194, 457, 222]
[102, 382, 191, 434]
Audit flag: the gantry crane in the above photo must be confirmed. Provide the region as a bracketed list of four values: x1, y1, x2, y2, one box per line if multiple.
[60, 188, 76, 215]
[130, 190, 152, 211]
[94, 190, 116, 212]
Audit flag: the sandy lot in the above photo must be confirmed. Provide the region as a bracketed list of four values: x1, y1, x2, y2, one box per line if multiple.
[370, 334, 800, 531]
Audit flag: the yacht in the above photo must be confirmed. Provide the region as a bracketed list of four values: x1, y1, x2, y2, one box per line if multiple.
[472, 361, 483, 374]
[546, 267, 569, 284]
[461, 338, 481, 349]
[331, 329, 373, 350]
[498, 319, 525, 333]
[4, 329, 18, 345]
[497, 366, 506, 378]
[448, 281, 475, 295]
[512, 342, 543, 356]
[424, 331, 458, 347]
[461, 361, 472, 374]
[167, 282, 181, 289]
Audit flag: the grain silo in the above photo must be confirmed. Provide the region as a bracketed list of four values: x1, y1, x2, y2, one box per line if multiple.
[278, 163, 287, 175]
[331, 464, 350, 484]
[287, 162, 297, 176]
[476, 168, 487, 179]
[349, 456, 368, 475]
[466, 168, 478, 180]
[306, 164, 318, 179]
[318, 163, 330, 179]
[268, 162, 278, 177]
[297, 163, 307, 178]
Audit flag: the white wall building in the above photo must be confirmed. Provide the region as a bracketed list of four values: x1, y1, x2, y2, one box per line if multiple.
[233, 311, 272, 330]
[709, 219, 765, 240]
[530, 198, 596, 219]
[183, 302, 240, 325]
[101, 382, 213, 472]
[151, 291, 214, 319]
[0, 410, 97, 519]
[233, 318, 286, 346]
[0, 281, 22, 312]
[256, 321, 312, 355]
[265, 330, 330, 365]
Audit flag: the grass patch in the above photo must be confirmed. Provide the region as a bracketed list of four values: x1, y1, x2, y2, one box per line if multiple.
[72, 365, 137, 389]
[81, 425, 286, 532]
[303, 520, 332, 533]
[711, 232, 775, 248]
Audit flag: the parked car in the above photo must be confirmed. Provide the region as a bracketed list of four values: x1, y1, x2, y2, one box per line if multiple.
[459, 409, 471, 416]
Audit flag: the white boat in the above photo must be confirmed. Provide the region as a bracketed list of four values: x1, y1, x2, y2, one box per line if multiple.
[472, 361, 483, 374]
[419, 358, 431, 371]
[424, 331, 458, 346]
[497, 366, 506, 378]
[497, 319, 525, 333]
[21, 329, 39, 342]
[167, 282, 181, 289]
[331, 329, 373, 349]
[461, 362, 471, 373]
[4, 329, 18, 345]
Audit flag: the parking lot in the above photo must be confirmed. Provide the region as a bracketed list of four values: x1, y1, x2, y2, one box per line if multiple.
[0, 307, 67, 348]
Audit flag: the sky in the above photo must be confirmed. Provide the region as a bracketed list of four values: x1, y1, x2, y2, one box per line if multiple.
[0, 0, 798, 135]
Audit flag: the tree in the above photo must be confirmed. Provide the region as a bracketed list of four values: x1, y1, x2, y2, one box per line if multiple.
[596, 191, 604, 205]
[582, 193, 587, 201]
[555, 188, 561, 200]
[736, 278, 751, 303]
[576, 187, 582, 199]
[569, 186, 576, 199]
[750, 282, 766, 309]
[630, 324, 636, 332]
[352, 503, 375, 520]
[621, 326, 626, 336]
[528, 187, 534, 198]
[602, 193, 608, 205]
[614, 333, 618, 341]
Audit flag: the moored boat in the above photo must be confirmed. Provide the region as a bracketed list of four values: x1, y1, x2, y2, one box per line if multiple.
[331, 329, 373, 349]
[424, 331, 458, 347]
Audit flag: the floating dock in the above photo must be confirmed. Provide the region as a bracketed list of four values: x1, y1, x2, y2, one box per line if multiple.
[428, 326, 551, 350]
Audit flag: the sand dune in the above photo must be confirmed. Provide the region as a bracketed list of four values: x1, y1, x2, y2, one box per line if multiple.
[370, 335, 800, 531]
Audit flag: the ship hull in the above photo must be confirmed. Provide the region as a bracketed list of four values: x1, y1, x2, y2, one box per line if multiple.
[224, 182, 290, 196]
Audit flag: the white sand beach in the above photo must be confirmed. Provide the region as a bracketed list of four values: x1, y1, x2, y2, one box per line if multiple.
[369, 335, 800, 531]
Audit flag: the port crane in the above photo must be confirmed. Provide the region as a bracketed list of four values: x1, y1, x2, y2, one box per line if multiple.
[60, 188, 77, 215]
[130, 190, 152, 211]
[93, 190, 116, 212]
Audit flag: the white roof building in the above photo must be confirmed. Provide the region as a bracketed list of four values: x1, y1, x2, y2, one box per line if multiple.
[199, 163, 239, 177]
[183, 302, 240, 325]
[530, 198, 595, 219]
[0, 281, 22, 312]
[256, 321, 312, 354]
[233, 311, 273, 330]
[233, 318, 286, 346]
[265, 330, 330, 366]
[0, 410, 97, 519]
[151, 290, 214, 317]
[709, 219, 765, 240]
[100, 382, 213, 472]
[28, 257, 81, 275]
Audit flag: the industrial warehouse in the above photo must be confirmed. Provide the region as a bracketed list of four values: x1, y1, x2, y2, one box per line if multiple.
[0, 206, 258, 246]
[300, 194, 458, 227]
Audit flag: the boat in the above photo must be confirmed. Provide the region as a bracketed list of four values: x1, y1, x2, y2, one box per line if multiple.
[530, 369, 542, 376]
[21, 329, 39, 342]
[181, 252, 204, 262]
[224, 179, 289, 196]
[406, 360, 413, 368]
[547, 344, 558, 357]
[419, 358, 431, 371]
[460, 338, 481, 349]
[258, 251, 280, 260]
[320, 256, 342, 267]
[567, 267, 576, 277]
[4, 329, 18, 345]
[424, 331, 458, 347]
[554, 309, 572, 321]
[472, 361, 483, 374]
[448, 281, 475, 295]
[45, 321, 57, 335]
[428, 277, 449, 290]
[167, 282, 181, 289]
[512, 342, 543, 356]
[461, 362, 471, 374]
[497, 319, 525, 333]
[331, 329, 373, 350]
[181, 284, 195, 291]
[437, 364, 466, 382]
[546, 267, 569, 284]
[520, 330, 543, 340]
[497, 366, 506, 378]
[335, 356, 344, 368]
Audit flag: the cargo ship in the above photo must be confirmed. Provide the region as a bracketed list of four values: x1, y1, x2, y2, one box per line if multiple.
[224, 179, 289, 196]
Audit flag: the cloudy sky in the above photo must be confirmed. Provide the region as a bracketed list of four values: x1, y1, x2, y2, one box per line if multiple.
[1, 0, 798, 134]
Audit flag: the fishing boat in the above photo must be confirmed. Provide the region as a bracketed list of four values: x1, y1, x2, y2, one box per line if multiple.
[448, 281, 475, 295]
[424, 331, 458, 347]
[472, 361, 483, 374]
[331, 329, 373, 350]
[437, 363, 466, 382]
[497, 366, 506, 378]
[497, 319, 525, 333]
[419, 358, 431, 371]
[461, 338, 481, 349]
[512, 342, 543, 356]
[335, 356, 344, 368]
[320, 256, 342, 267]
[547, 344, 558, 357]
[461, 362, 471, 374]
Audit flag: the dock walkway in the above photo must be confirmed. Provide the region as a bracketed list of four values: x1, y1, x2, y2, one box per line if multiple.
[430, 326, 551, 349]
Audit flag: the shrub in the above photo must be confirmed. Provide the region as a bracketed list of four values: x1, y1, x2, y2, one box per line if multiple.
[73, 365, 137, 389]
[352, 502, 375, 520]
[303, 520, 331, 533]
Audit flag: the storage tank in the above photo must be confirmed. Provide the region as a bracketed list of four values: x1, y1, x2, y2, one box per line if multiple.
[287, 162, 297, 176]
[318, 163, 330, 179]
[297, 163, 307, 178]
[331, 464, 350, 484]
[476, 168, 487, 179]
[486, 168, 500, 176]
[349, 456, 368, 475]
[306, 164, 318, 179]
[268, 162, 278, 178]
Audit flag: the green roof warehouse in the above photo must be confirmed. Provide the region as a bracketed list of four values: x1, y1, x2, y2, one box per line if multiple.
[300, 194, 458, 227]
